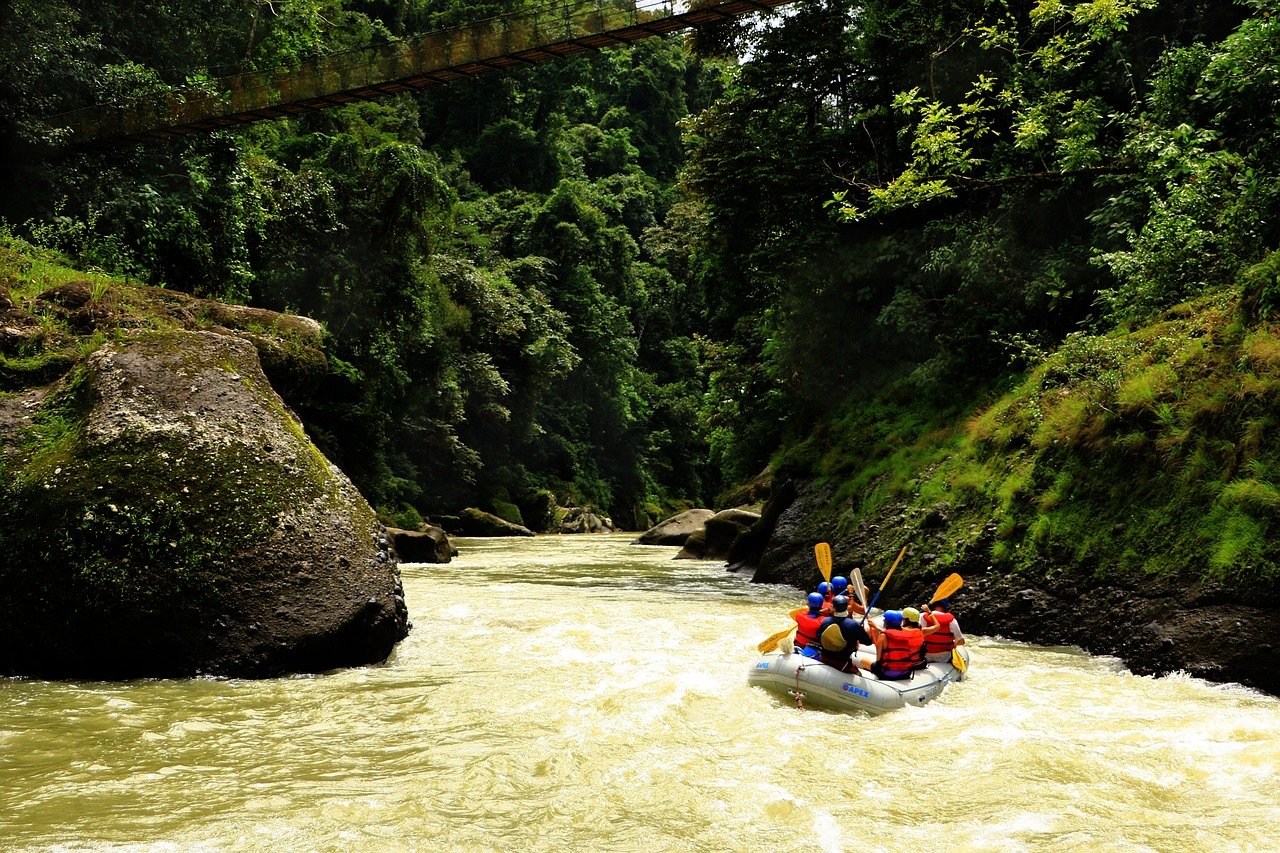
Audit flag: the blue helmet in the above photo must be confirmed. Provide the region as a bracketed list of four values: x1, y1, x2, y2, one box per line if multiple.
[832, 576, 849, 593]
[817, 581, 832, 597]
[832, 595, 850, 614]
[883, 610, 903, 629]
[806, 592, 825, 611]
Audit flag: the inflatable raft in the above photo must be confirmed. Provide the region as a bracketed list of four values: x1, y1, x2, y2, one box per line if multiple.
[747, 646, 970, 715]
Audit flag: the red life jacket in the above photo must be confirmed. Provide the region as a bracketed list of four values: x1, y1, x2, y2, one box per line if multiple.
[924, 611, 957, 654]
[880, 627, 924, 674]
[794, 610, 825, 648]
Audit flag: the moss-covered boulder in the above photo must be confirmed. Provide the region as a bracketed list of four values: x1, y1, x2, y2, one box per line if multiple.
[0, 329, 409, 679]
[448, 507, 534, 537]
[631, 508, 714, 546]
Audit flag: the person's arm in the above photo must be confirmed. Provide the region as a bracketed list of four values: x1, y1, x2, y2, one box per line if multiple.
[951, 619, 965, 645]
[920, 621, 941, 636]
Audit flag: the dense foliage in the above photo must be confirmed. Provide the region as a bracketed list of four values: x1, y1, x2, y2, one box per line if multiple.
[681, 0, 1270, 462]
[676, 0, 1280, 581]
[2, 0, 728, 529]
[4, 0, 1279, 566]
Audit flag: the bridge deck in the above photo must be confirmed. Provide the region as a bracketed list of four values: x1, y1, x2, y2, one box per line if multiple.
[47, 0, 789, 147]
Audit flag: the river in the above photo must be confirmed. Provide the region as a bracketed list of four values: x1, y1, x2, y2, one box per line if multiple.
[2, 534, 1277, 851]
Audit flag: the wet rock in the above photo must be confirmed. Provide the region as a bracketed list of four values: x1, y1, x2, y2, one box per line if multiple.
[446, 508, 534, 537]
[631, 508, 714, 546]
[675, 527, 709, 560]
[558, 506, 616, 534]
[675, 507, 760, 561]
[752, 481, 836, 586]
[0, 330, 408, 679]
[387, 524, 454, 563]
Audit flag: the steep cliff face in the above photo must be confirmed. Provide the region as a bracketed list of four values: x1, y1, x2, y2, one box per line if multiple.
[0, 329, 408, 678]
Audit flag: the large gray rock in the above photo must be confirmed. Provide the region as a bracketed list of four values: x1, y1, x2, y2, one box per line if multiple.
[674, 527, 710, 559]
[0, 330, 409, 679]
[727, 479, 797, 570]
[559, 506, 615, 534]
[631, 508, 714, 546]
[388, 525, 455, 563]
[675, 508, 760, 561]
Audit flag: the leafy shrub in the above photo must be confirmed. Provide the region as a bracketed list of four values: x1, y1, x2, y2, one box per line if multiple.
[517, 489, 558, 533]
[1240, 250, 1280, 321]
[489, 499, 525, 528]
[379, 504, 424, 532]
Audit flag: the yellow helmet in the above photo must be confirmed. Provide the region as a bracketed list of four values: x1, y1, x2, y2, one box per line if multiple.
[902, 607, 922, 625]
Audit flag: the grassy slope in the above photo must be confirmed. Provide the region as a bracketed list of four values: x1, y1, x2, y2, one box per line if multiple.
[1, 230, 326, 384]
[780, 254, 1280, 598]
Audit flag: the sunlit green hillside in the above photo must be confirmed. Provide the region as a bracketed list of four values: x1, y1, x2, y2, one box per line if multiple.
[781, 251, 1280, 589]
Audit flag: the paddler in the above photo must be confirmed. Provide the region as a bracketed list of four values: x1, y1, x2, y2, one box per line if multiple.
[809, 595, 874, 673]
[872, 610, 939, 680]
[831, 575, 869, 615]
[816, 581, 834, 614]
[792, 592, 826, 658]
[921, 599, 965, 662]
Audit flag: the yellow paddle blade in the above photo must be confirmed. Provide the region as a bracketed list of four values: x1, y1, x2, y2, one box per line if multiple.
[952, 647, 968, 672]
[756, 607, 809, 653]
[814, 541, 833, 583]
[757, 626, 795, 654]
[930, 572, 964, 603]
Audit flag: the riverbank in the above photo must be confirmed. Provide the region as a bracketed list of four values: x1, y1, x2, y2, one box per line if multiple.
[742, 479, 1280, 697]
[740, 277, 1280, 696]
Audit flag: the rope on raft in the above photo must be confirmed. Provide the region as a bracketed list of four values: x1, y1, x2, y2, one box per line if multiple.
[790, 663, 810, 710]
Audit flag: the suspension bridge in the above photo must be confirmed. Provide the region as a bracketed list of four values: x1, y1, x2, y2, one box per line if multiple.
[46, 0, 790, 148]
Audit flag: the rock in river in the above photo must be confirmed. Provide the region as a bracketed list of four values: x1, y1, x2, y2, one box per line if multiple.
[631, 508, 715, 546]
[0, 329, 409, 679]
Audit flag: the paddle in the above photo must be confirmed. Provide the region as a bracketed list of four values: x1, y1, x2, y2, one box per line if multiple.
[860, 544, 908, 627]
[814, 541, 832, 583]
[756, 607, 807, 653]
[923, 572, 965, 671]
[851, 567, 867, 612]
[930, 572, 964, 604]
[756, 542, 836, 653]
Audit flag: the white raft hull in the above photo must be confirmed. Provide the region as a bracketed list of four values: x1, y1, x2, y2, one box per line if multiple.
[747, 648, 970, 715]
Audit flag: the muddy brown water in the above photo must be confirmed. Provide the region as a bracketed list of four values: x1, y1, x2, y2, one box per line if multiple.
[2, 534, 1277, 851]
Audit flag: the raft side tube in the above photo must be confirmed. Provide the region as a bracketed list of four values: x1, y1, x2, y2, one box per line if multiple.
[747, 647, 970, 715]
